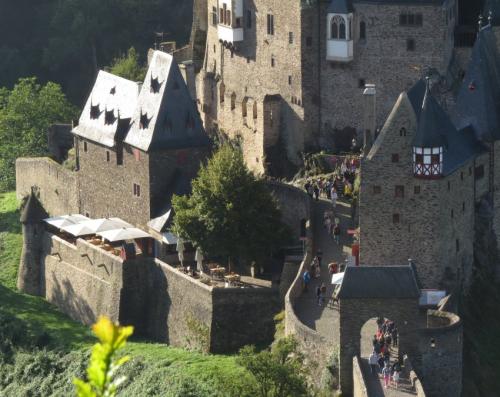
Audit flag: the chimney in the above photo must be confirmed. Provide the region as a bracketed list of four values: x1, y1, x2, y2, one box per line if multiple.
[363, 84, 376, 155]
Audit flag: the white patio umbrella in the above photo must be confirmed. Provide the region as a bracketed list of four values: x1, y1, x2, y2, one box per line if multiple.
[195, 247, 204, 273]
[97, 227, 151, 242]
[62, 217, 132, 237]
[176, 237, 185, 265]
[43, 214, 89, 229]
[331, 272, 345, 285]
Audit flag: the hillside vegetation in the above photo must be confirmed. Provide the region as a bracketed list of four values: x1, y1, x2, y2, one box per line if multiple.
[0, 192, 258, 396]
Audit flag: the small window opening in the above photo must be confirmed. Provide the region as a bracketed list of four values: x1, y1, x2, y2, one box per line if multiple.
[110, 86, 116, 95]
[90, 103, 101, 120]
[104, 109, 116, 125]
[83, 141, 88, 152]
[150, 76, 162, 93]
[392, 154, 399, 163]
[393, 214, 400, 224]
[139, 111, 151, 129]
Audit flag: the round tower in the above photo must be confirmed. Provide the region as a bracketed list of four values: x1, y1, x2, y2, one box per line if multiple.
[17, 191, 48, 296]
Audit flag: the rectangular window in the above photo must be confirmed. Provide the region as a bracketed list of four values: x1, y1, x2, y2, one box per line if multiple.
[236, 17, 241, 28]
[447, 181, 451, 191]
[246, 10, 252, 28]
[461, 171, 464, 181]
[393, 214, 400, 224]
[407, 39, 415, 51]
[416, 14, 423, 26]
[399, 14, 408, 25]
[212, 7, 217, 25]
[462, 202, 465, 213]
[358, 79, 366, 88]
[106, 151, 110, 162]
[395, 185, 405, 198]
[392, 154, 399, 163]
[267, 14, 274, 35]
[408, 14, 415, 25]
[288, 75, 292, 85]
[133, 183, 141, 197]
[414, 186, 421, 194]
[475, 165, 485, 180]
[373, 186, 381, 194]
[451, 209, 454, 218]
[289, 32, 294, 44]
[456, 239, 460, 252]
[83, 141, 88, 152]
[271, 56, 275, 67]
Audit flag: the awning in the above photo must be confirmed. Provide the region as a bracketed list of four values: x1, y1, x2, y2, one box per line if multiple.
[97, 227, 151, 242]
[43, 214, 89, 229]
[331, 272, 345, 285]
[62, 217, 132, 237]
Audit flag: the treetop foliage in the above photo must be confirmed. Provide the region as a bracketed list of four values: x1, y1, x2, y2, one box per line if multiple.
[172, 146, 290, 265]
[106, 48, 147, 82]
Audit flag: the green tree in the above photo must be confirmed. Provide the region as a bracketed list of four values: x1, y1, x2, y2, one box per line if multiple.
[74, 316, 134, 397]
[106, 48, 146, 82]
[237, 337, 308, 397]
[0, 77, 77, 191]
[172, 146, 290, 267]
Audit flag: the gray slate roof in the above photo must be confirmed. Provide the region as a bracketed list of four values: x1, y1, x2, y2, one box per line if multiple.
[73, 71, 140, 148]
[124, 51, 209, 152]
[338, 266, 420, 299]
[453, 26, 500, 143]
[407, 80, 486, 176]
[328, 0, 353, 13]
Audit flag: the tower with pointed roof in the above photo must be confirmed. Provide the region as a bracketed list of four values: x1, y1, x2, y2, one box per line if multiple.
[17, 190, 48, 296]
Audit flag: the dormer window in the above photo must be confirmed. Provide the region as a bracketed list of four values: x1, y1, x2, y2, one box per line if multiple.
[90, 103, 101, 120]
[110, 86, 116, 95]
[139, 111, 151, 129]
[104, 109, 116, 125]
[150, 76, 162, 94]
[413, 147, 443, 178]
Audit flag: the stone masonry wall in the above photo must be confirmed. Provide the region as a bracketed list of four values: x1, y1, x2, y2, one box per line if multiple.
[76, 139, 151, 228]
[319, 1, 456, 135]
[41, 232, 123, 325]
[16, 157, 79, 216]
[352, 356, 369, 397]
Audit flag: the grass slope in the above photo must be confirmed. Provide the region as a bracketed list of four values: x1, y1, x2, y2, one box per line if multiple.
[0, 192, 256, 396]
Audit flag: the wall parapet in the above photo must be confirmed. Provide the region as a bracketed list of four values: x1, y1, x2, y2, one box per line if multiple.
[403, 355, 427, 397]
[352, 356, 369, 397]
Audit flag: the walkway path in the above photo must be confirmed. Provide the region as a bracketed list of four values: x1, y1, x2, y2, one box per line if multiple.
[294, 195, 352, 342]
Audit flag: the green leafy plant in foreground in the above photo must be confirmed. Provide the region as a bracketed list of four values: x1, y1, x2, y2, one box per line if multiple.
[74, 317, 134, 397]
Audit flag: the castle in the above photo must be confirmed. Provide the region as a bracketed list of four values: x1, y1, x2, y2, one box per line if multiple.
[180, 0, 459, 173]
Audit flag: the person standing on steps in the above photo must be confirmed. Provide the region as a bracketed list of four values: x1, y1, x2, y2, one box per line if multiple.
[313, 183, 320, 201]
[302, 269, 311, 291]
[331, 187, 338, 209]
[382, 362, 392, 388]
[369, 350, 379, 375]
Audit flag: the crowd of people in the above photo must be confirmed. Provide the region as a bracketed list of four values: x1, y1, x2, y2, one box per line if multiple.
[368, 318, 401, 389]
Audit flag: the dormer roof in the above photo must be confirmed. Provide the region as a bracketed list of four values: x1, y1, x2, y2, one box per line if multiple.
[73, 71, 140, 147]
[124, 51, 209, 152]
[327, 0, 353, 14]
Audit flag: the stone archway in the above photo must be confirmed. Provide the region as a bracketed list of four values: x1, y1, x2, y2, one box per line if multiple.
[336, 266, 421, 395]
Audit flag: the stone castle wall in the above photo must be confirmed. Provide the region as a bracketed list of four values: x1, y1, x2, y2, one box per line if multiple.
[16, 157, 79, 216]
[352, 356, 369, 397]
[34, 230, 279, 353]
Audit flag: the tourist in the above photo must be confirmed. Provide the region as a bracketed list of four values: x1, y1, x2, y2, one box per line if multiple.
[377, 355, 385, 374]
[382, 362, 392, 388]
[369, 350, 379, 375]
[320, 283, 326, 303]
[316, 249, 323, 268]
[331, 188, 338, 209]
[303, 269, 311, 291]
[304, 180, 310, 195]
[313, 183, 319, 201]
[328, 262, 338, 274]
[333, 223, 341, 245]
[307, 183, 314, 198]
[314, 261, 321, 278]
[392, 368, 400, 389]
[392, 359, 402, 375]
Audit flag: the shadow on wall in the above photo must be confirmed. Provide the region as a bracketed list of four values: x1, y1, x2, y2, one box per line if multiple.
[48, 274, 95, 326]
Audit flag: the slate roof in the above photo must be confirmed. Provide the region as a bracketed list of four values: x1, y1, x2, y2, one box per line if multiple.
[337, 266, 420, 299]
[412, 81, 450, 148]
[73, 71, 140, 148]
[406, 79, 486, 175]
[20, 193, 48, 223]
[328, 0, 353, 13]
[453, 26, 500, 143]
[124, 51, 209, 152]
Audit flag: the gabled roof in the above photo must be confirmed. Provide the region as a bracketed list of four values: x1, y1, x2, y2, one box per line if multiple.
[20, 193, 48, 223]
[338, 266, 420, 299]
[73, 71, 140, 147]
[454, 26, 500, 143]
[124, 51, 209, 152]
[412, 81, 450, 148]
[327, 0, 353, 14]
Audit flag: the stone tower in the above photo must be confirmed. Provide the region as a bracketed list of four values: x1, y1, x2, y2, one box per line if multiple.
[17, 190, 48, 296]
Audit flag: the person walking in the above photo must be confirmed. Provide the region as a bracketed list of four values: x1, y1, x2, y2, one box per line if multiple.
[333, 223, 341, 245]
[369, 350, 379, 375]
[313, 184, 320, 201]
[302, 270, 311, 291]
[392, 368, 400, 389]
[382, 362, 392, 388]
[331, 188, 338, 209]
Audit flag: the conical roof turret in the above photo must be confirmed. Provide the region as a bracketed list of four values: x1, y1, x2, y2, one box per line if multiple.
[412, 79, 452, 148]
[20, 192, 48, 224]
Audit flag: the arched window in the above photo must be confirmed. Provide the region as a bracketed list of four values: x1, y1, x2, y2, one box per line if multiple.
[360, 21, 366, 40]
[253, 101, 258, 119]
[339, 18, 346, 39]
[331, 15, 346, 40]
[242, 97, 248, 117]
[231, 92, 236, 110]
[219, 82, 225, 104]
